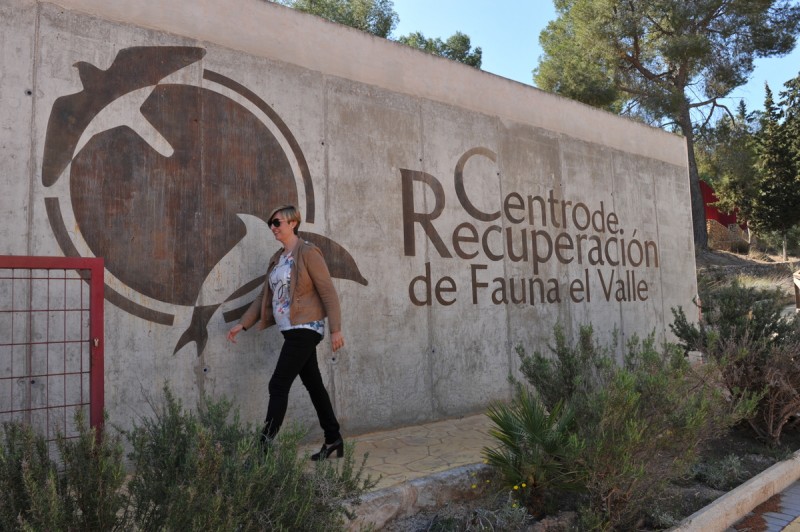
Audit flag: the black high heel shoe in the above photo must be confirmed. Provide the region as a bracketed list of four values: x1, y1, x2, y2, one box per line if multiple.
[311, 438, 344, 461]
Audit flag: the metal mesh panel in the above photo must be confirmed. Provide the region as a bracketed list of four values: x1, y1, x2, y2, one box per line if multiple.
[0, 256, 104, 443]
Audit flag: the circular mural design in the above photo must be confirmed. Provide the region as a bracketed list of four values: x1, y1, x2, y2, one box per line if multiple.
[42, 46, 366, 355]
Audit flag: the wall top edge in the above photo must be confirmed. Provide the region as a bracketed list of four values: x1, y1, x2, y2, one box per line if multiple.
[42, 0, 688, 168]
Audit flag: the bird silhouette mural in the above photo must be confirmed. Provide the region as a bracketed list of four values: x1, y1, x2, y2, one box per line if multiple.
[42, 46, 367, 355]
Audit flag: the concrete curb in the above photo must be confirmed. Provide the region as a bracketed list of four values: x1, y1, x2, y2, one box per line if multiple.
[346, 463, 494, 531]
[672, 449, 800, 531]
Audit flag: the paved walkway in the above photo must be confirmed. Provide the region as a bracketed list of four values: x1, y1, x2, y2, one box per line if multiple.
[729, 481, 800, 531]
[341, 413, 494, 490]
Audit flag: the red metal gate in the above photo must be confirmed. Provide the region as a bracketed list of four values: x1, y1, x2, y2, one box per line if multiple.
[0, 256, 104, 442]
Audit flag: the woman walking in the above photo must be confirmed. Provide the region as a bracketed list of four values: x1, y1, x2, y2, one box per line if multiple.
[226, 205, 344, 460]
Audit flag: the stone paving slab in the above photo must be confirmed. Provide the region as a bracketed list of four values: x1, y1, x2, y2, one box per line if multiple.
[345, 413, 495, 490]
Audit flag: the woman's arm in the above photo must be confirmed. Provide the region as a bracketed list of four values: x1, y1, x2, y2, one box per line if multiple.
[304, 247, 345, 351]
[330, 330, 344, 352]
[304, 247, 342, 333]
[226, 323, 245, 343]
[238, 281, 265, 331]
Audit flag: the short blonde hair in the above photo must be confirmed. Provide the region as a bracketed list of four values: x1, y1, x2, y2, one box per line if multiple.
[268, 205, 301, 235]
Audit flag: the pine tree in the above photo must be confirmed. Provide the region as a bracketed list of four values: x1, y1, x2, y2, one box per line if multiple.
[751, 84, 800, 259]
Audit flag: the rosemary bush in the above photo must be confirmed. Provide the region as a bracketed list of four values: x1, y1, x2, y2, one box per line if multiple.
[0, 387, 374, 531]
[0, 421, 55, 530]
[125, 387, 375, 531]
[0, 411, 128, 531]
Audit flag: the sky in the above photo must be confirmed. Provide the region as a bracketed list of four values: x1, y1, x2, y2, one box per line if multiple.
[391, 0, 800, 115]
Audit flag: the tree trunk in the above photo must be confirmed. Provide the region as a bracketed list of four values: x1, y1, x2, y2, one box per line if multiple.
[783, 233, 788, 261]
[679, 106, 709, 250]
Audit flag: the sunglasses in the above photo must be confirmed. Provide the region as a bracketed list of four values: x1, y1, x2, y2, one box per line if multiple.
[268, 218, 288, 228]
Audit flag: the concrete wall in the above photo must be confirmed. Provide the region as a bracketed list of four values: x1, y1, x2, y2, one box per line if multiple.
[0, 0, 696, 437]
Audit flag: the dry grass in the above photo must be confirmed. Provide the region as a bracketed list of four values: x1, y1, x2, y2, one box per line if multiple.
[735, 273, 795, 305]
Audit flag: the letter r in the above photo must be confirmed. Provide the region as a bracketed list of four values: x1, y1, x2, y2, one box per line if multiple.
[401, 169, 452, 258]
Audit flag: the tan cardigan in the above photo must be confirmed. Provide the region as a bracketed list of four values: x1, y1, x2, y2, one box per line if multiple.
[240, 239, 342, 333]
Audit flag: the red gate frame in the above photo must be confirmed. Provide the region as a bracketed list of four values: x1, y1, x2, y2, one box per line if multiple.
[0, 255, 104, 431]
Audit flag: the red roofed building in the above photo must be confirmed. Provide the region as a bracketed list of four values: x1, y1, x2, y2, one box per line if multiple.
[701, 180, 749, 251]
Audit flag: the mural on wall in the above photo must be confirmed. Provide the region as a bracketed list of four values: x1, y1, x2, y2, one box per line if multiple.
[42, 46, 367, 355]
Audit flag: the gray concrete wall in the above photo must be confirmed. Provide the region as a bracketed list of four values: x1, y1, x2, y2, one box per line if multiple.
[0, 0, 696, 437]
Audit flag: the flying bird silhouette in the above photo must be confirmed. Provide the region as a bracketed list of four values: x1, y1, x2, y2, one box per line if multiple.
[42, 46, 206, 186]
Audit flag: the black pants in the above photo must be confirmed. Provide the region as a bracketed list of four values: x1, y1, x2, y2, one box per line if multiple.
[263, 328, 341, 443]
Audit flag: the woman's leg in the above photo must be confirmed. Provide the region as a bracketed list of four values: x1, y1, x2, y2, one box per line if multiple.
[263, 329, 318, 439]
[297, 343, 342, 444]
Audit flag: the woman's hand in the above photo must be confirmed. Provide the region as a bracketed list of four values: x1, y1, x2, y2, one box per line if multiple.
[227, 324, 244, 344]
[331, 331, 345, 352]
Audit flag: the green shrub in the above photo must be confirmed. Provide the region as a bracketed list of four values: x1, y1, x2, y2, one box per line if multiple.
[711, 333, 800, 443]
[751, 226, 800, 257]
[671, 281, 800, 444]
[483, 388, 583, 509]
[692, 454, 746, 490]
[125, 386, 375, 531]
[517, 325, 610, 423]
[1, 387, 375, 531]
[730, 240, 750, 254]
[0, 422, 54, 530]
[0, 411, 129, 531]
[53, 410, 128, 530]
[497, 325, 751, 530]
[671, 280, 799, 353]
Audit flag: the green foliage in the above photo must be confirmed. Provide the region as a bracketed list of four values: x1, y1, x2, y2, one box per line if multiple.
[695, 74, 800, 260]
[692, 454, 746, 491]
[0, 422, 54, 530]
[517, 325, 610, 422]
[536, 0, 800, 124]
[535, 0, 800, 248]
[753, 226, 800, 257]
[671, 280, 799, 353]
[0, 412, 129, 531]
[695, 101, 759, 211]
[396, 31, 482, 68]
[274, 0, 483, 67]
[274, 0, 398, 38]
[534, 1, 621, 112]
[730, 239, 751, 255]
[747, 83, 800, 246]
[53, 410, 128, 530]
[1, 388, 374, 531]
[125, 386, 375, 531]
[671, 282, 800, 444]
[495, 325, 749, 530]
[483, 389, 583, 502]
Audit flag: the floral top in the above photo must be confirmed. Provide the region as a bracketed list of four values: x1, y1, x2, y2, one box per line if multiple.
[268, 252, 325, 336]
